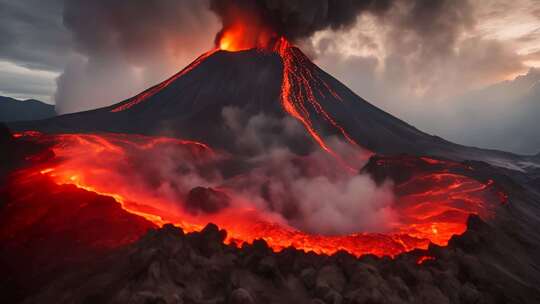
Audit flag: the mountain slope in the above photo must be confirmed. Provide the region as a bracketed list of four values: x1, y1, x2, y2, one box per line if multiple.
[0, 96, 56, 122]
[9, 48, 527, 164]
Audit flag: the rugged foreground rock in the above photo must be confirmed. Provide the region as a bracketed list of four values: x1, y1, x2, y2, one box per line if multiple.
[21, 208, 540, 304]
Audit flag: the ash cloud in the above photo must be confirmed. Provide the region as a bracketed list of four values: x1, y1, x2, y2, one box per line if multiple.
[210, 0, 393, 42]
[0, 0, 69, 72]
[55, 0, 219, 114]
[310, 0, 540, 153]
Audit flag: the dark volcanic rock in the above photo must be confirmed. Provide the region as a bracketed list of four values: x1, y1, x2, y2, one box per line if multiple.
[186, 186, 231, 215]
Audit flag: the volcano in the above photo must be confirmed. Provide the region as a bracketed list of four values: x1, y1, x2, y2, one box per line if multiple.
[3, 35, 540, 303]
[10, 40, 523, 166]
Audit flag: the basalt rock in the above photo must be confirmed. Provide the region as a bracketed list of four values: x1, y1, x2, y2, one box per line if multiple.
[186, 187, 231, 215]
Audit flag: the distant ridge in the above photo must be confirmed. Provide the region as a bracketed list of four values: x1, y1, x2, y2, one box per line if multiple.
[0, 96, 56, 122]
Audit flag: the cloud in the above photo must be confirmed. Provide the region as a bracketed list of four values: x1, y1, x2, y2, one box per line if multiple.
[309, 0, 538, 153]
[55, 0, 219, 114]
[0, 0, 69, 71]
[0, 61, 58, 103]
[425, 68, 540, 154]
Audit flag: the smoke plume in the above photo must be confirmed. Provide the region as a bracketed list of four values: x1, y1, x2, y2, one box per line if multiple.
[210, 0, 393, 42]
[55, 0, 219, 114]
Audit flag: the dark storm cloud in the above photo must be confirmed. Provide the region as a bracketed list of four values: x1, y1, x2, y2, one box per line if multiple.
[55, 0, 219, 113]
[0, 68, 56, 101]
[393, 0, 474, 56]
[0, 0, 70, 71]
[427, 68, 540, 155]
[62, 0, 214, 61]
[384, 0, 524, 94]
[310, 0, 539, 154]
[210, 0, 393, 41]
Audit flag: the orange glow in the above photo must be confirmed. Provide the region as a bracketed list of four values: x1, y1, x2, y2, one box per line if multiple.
[417, 255, 435, 265]
[217, 21, 276, 52]
[9, 132, 505, 258]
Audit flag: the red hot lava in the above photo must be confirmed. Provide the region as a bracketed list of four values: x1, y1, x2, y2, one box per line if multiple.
[217, 21, 276, 51]
[5, 132, 505, 258]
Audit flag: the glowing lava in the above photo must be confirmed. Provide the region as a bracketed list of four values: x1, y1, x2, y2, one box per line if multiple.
[5, 132, 506, 258]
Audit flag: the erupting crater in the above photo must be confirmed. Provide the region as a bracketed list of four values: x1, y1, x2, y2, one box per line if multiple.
[4, 132, 507, 258]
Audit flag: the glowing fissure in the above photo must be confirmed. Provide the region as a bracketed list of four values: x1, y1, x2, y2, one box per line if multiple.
[10, 132, 505, 258]
[274, 38, 360, 165]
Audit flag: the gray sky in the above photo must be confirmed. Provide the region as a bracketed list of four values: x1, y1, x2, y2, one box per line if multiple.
[1, 0, 539, 154]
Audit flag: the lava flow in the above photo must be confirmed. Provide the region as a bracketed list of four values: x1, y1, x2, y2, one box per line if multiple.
[3, 132, 506, 258]
[274, 37, 359, 165]
[220, 33, 359, 165]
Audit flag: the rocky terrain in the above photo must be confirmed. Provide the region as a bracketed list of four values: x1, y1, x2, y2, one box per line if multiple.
[21, 212, 540, 304]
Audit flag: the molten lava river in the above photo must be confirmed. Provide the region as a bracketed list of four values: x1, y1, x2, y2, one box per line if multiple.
[3, 131, 506, 258]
